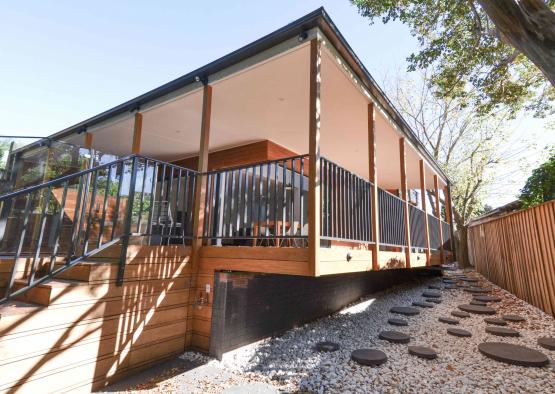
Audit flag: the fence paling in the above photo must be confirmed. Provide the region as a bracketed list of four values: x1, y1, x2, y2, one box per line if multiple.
[468, 200, 555, 317]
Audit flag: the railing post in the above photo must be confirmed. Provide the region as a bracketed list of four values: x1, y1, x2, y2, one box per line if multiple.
[368, 102, 380, 270]
[420, 160, 431, 265]
[132, 112, 143, 154]
[117, 156, 139, 286]
[399, 138, 411, 268]
[434, 174, 445, 264]
[308, 38, 322, 277]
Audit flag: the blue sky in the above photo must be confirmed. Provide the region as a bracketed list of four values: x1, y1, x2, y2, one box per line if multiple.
[0, 1, 553, 206]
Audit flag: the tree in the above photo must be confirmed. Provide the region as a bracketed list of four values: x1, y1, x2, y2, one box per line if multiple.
[351, 1, 555, 117]
[385, 70, 514, 266]
[519, 147, 555, 207]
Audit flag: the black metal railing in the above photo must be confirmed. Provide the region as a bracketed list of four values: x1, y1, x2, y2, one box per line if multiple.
[320, 158, 373, 243]
[0, 155, 197, 304]
[202, 155, 309, 246]
[441, 220, 452, 251]
[378, 188, 406, 247]
[427, 214, 441, 250]
[409, 204, 427, 249]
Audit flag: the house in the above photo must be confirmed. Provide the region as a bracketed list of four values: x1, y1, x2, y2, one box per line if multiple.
[0, 8, 454, 393]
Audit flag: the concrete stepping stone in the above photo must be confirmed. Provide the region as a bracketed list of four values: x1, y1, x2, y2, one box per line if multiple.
[444, 284, 457, 290]
[408, 346, 438, 360]
[443, 279, 457, 284]
[485, 326, 520, 337]
[388, 318, 408, 327]
[465, 287, 491, 294]
[447, 328, 472, 337]
[451, 310, 470, 318]
[428, 285, 442, 290]
[461, 278, 479, 283]
[484, 318, 507, 326]
[470, 300, 487, 306]
[422, 291, 441, 298]
[474, 295, 501, 303]
[538, 337, 555, 351]
[426, 298, 442, 304]
[478, 342, 549, 367]
[439, 317, 459, 325]
[502, 314, 525, 322]
[379, 330, 411, 344]
[458, 304, 496, 315]
[315, 341, 340, 352]
[413, 301, 434, 308]
[351, 349, 388, 366]
[390, 306, 420, 316]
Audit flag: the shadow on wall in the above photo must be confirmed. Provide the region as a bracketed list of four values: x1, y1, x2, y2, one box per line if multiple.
[0, 245, 193, 393]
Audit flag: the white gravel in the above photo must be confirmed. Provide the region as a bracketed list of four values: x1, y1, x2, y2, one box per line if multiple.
[141, 270, 555, 393]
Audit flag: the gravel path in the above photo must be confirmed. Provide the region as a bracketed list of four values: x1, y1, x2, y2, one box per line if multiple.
[108, 270, 555, 393]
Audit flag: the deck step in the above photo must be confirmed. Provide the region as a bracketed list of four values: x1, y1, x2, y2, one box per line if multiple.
[12, 279, 83, 306]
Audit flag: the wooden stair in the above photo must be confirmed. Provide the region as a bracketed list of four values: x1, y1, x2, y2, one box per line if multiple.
[0, 245, 194, 393]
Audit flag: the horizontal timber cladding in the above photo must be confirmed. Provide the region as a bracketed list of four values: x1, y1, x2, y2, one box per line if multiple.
[209, 268, 433, 359]
[0, 245, 193, 393]
[468, 200, 555, 317]
[378, 188, 406, 247]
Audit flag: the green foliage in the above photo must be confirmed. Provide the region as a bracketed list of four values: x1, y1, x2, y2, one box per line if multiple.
[351, 0, 555, 117]
[520, 147, 555, 207]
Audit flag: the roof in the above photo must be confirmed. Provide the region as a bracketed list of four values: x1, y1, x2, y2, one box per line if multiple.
[19, 7, 450, 182]
[468, 200, 523, 226]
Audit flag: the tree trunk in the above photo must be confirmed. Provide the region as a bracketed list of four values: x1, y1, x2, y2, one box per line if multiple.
[477, 0, 555, 87]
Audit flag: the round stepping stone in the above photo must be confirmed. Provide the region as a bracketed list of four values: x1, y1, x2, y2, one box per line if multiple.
[388, 318, 408, 327]
[447, 328, 472, 338]
[413, 301, 434, 308]
[379, 330, 410, 344]
[484, 318, 507, 326]
[351, 349, 388, 366]
[485, 326, 520, 337]
[470, 300, 487, 306]
[428, 285, 442, 290]
[461, 277, 479, 283]
[422, 291, 441, 298]
[390, 306, 420, 316]
[465, 287, 491, 294]
[315, 341, 340, 352]
[478, 342, 549, 367]
[458, 304, 496, 315]
[538, 337, 555, 351]
[444, 284, 457, 290]
[502, 314, 525, 322]
[451, 310, 470, 318]
[443, 279, 457, 284]
[439, 317, 459, 325]
[426, 298, 442, 304]
[408, 346, 438, 360]
[474, 295, 501, 303]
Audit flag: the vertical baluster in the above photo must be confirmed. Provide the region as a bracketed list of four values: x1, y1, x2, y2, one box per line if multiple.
[174, 168, 183, 238]
[49, 181, 68, 273]
[28, 186, 52, 285]
[83, 170, 99, 254]
[163, 166, 174, 244]
[180, 169, 189, 238]
[117, 156, 139, 285]
[265, 163, 271, 238]
[290, 159, 295, 239]
[282, 161, 287, 238]
[67, 176, 84, 260]
[299, 158, 304, 236]
[229, 170, 236, 237]
[250, 166, 256, 239]
[75, 167, 93, 256]
[97, 165, 112, 248]
[273, 162, 278, 243]
[136, 160, 149, 234]
[243, 167, 249, 237]
[236, 168, 242, 237]
[4, 193, 33, 299]
[212, 173, 221, 239]
[257, 164, 263, 241]
[110, 162, 124, 241]
[146, 163, 158, 240]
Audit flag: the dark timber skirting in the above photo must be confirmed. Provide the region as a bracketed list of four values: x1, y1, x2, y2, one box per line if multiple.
[209, 268, 434, 358]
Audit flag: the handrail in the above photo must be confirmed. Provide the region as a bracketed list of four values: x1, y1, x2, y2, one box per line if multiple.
[204, 154, 308, 175]
[0, 155, 198, 304]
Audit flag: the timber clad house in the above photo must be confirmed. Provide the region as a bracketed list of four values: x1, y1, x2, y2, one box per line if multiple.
[0, 8, 454, 393]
